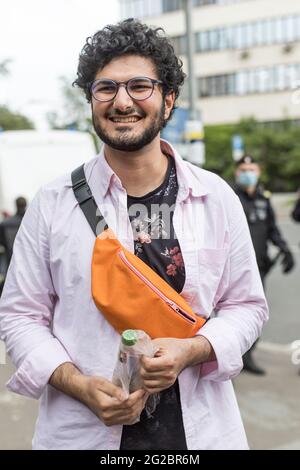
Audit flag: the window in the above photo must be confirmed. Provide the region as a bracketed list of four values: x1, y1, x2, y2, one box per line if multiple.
[198, 64, 300, 98]
[120, 0, 163, 18]
[254, 20, 265, 45]
[163, 0, 182, 13]
[120, 0, 256, 19]
[209, 29, 220, 50]
[286, 15, 296, 42]
[191, 14, 300, 54]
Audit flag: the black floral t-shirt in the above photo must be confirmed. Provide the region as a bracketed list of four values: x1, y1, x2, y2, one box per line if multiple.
[127, 154, 185, 292]
[120, 155, 188, 450]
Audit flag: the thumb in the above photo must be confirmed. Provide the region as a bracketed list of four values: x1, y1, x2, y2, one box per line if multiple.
[129, 388, 147, 401]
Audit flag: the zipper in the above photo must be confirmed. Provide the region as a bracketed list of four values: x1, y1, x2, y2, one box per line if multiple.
[118, 250, 196, 325]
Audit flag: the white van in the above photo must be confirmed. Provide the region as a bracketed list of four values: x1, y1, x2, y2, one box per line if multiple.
[0, 130, 97, 217]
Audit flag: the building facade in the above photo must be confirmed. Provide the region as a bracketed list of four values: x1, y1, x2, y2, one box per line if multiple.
[120, 0, 300, 125]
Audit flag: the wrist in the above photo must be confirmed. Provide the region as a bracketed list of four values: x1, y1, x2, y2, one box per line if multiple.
[186, 335, 216, 368]
[49, 362, 84, 401]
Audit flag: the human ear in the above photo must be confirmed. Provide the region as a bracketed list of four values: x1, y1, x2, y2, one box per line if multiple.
[164, 91, 175, 120]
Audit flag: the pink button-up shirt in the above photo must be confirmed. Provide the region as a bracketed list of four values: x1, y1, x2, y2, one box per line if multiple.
[0, 140, 268, 450]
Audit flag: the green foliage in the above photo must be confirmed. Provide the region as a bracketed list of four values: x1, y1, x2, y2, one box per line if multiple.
[46, 76, 101, 151]
[0, 106, 34, 131]
[46, 76, 92, 132]
[0, 59, 34, 131]
[203, 118, 300, 192]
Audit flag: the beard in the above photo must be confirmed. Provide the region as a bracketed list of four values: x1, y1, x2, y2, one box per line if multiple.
[92, 103, 166, 152]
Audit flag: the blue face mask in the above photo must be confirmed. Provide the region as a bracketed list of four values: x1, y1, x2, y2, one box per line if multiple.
[237, 171, 258, 187]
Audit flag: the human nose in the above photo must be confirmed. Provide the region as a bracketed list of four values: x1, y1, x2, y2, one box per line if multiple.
[112, 84, 133, 111]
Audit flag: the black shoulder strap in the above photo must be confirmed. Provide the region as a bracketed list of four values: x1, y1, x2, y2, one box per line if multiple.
[71, 164, 107, 236]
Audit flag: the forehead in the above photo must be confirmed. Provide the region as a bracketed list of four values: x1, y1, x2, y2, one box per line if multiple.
[237, 163, 259, 172]
[95, 55, 158, 81]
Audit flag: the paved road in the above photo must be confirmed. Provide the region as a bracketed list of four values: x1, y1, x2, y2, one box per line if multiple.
[0, 360, 37, 450]
[234, 347, 300, 450]
[261, 193, 300, 345]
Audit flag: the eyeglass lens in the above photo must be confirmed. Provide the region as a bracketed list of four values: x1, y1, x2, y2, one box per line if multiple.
[91, 77, 155, 101]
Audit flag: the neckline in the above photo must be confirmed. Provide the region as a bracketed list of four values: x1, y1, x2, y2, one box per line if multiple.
[127, 154, 173, 201]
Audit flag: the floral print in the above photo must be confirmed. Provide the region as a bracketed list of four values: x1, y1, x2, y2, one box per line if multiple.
[162, 246, 185, 277]
[127, 154, 185, 293]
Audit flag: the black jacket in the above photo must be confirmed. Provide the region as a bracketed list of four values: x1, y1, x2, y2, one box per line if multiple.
[0, 213, 24, 270]
[292, 198, 300, 222]
[234, 185, 289, 273]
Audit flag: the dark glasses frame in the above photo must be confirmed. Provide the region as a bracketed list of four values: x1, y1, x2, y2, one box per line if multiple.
[89, 76, 164, 102]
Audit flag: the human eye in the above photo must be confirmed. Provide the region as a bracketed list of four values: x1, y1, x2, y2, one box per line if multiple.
[94, 81, 116, 93]
[130, 79, 152, 92]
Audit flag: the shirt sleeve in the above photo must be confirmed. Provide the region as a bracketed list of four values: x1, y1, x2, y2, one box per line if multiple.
[0, 188, 73, 399]
[198, 185, 269, 381]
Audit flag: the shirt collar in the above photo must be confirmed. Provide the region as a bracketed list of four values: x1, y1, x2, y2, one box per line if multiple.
[92, 139, 211, 200]
[160, 139, 211, 199]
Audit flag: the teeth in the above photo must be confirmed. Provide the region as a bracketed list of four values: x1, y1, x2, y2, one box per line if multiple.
[111, 117, 140, 123]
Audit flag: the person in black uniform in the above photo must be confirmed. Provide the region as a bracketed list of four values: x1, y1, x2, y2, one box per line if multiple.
[291, 187, 300, 223]
[234, 155, 295, 375]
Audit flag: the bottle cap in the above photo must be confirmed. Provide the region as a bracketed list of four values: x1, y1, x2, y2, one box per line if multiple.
[122, 329, 138, 346]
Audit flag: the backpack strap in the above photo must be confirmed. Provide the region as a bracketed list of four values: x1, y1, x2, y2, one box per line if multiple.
[71, 164, 107, 236]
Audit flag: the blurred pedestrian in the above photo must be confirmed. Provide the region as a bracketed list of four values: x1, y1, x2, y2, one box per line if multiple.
[291, 187, 300, 223]
[0, 197, 27, 293]
[234, 155, 295, 375]
[291, 187, 300, 376]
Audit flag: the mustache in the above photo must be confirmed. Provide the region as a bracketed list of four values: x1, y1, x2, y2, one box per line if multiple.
[106, 108, 145, 118]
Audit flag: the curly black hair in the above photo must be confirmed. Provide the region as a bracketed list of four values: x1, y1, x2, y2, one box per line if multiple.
[73, 19, 185, 120]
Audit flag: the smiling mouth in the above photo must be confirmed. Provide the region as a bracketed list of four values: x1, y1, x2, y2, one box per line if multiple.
[109, 116, 142, 123]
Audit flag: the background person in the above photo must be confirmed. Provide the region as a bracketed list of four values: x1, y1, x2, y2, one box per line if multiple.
[234, 155, 294, 375]
[0, 197, 27, 294]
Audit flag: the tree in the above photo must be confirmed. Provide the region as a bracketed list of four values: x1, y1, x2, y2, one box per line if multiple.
[0, 106, 34, 131]
[46, 76, 100, 150]
[203, 118, 300, 192]
[46, 76, 93, 132]
[0, 58, 34, 130]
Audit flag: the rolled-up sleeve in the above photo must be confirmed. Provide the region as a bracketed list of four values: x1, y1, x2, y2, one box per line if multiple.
[0, 188, 72, 399]
[199, 186, 269, 381]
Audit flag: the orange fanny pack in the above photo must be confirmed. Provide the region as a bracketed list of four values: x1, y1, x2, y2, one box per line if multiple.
[72, 164, 206, 339]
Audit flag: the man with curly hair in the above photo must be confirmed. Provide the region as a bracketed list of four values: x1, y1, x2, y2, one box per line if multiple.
[0, 19, 268, 450]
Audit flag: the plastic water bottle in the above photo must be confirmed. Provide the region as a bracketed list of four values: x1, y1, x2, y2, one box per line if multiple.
[112, 329, 160, 416]
[112, 329, 154, 395]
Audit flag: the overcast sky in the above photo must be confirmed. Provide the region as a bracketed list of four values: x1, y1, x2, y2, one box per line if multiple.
[0, 0, 120, 128]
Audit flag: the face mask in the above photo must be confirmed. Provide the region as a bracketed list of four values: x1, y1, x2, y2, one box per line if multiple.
[237, 171, 258, 187]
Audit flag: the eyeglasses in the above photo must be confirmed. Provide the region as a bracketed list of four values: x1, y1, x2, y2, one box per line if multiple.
[90, 76, 164, 102]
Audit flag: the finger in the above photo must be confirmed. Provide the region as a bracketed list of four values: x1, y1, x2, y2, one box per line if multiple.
[140, 356, 168, 373]
[143, 384, 167, 394]
[94, 377, 127, 402]
[102, 411, 138, 426]
[140, 369, 166, 381]
[97, 392, 132, 411]
[102, 399, 146, 425]
[143, 379, 170, 392]
[154, 348, 164, 357]
[124, 388, 146, 406]
[104, 389, 146, 411]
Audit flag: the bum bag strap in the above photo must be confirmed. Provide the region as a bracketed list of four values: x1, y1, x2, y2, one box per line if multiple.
[71, 164, 108, 236]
